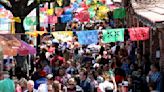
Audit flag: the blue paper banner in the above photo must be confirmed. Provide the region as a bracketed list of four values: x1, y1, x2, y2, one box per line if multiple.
[77, 30, 98, 45]
[65, 8, 73, 14]
[0, 18, 11, 31]
[61, 14, 72, 23]
[73, 2, 80, 10]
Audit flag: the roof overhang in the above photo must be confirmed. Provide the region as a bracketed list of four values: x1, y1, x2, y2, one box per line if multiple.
[132, 1, 164, 28]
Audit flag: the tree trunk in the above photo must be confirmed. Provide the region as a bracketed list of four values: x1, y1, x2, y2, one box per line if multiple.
[14, 18, 26, 40]
[15, 19, 25, 33]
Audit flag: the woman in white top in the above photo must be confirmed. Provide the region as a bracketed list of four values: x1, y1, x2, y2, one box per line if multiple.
[98, 72, 114, 92]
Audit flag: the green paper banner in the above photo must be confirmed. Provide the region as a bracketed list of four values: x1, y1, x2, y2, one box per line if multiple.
[113, 8, 126, 19]
[88, 8, 96, 18]
[24, 16, 37, 26]
[103, 28, 124, 43]
[86, 0, 92, 5]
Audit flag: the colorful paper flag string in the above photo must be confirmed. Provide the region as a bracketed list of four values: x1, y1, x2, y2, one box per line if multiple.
[76, 30, 98, 45]
[61, 14, 72, 23]
[47, 9, 54, 16]
[102, 28, 124, 43]
[48, 15, 58, 24]
[113, 8, 126, 19]
[12, 17, 21, 23]
[52, 31, 73, 42]
[128, 27, 149, 41]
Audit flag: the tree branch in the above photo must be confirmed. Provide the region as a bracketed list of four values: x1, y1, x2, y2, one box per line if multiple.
[24, 0, 52, 16]
[0, 0, 11, 11]
[20, 0, 29, 6]
[24, 0, 39, 16]
[8, 0, 15, 7]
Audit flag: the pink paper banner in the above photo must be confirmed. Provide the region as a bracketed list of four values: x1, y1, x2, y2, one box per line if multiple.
[128, 27, 150, 41]
[55, 8, 64, 17]
[48, 15, 58, 24]
[75, 11, 90, 22]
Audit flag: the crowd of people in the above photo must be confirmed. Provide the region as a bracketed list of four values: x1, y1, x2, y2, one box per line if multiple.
[0, 32, 161, 92]
[0, 4, 160, 91]
[0, 0, 162, 92]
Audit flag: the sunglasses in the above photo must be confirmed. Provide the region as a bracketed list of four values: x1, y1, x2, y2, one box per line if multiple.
[68, 84, 75, 86]
[48, 89, 52, 92]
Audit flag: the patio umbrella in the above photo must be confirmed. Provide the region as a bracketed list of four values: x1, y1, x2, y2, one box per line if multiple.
[0, 34, 21, 47]
[17, 41, 36, 56]
[2, 46, 17, 56]
[0, 35, 36, 56]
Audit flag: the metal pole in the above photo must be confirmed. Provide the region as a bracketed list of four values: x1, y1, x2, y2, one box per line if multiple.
[48, 2, 51, 32]
[27, 56, 29, 77]
[0, 46, 3, 72]
[27, 54, 31, 77]
[36, 2, 40, 54]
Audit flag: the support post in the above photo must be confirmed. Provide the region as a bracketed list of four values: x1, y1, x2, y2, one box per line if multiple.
[159, 28, 164, 92]
[36, 3, 40, 54]
[48, 2, 51, 32]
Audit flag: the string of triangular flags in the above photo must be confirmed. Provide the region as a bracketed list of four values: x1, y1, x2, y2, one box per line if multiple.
[25, 27, 150, 45]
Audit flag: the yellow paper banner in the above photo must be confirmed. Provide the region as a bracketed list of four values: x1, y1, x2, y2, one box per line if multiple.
[25, 32, 38, 37]
[57, 0, 63, 6]
[12, 17, 21, 23]
[96, 5, 109, 19]
[71, 0, 76, 3]
[25, 31, 47, 37]
[99, 5, 109, 13]
[52, 31, 73, 42]
[36, 31, 47, 35]
[93, 0, 97, 3]
[47, 9, 54, 16]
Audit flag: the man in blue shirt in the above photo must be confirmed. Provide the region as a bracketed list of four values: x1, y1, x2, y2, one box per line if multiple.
[79, 69, 91, 92]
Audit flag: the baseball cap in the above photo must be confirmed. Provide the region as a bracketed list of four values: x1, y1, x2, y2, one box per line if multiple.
[46, 74, 53, 79]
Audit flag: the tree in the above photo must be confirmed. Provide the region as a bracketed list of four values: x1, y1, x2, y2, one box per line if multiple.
[0, 0, 70, 33]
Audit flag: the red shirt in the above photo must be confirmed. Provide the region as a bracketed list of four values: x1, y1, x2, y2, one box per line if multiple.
[51, 55, 65, 66]
[48, 47, 55, 54]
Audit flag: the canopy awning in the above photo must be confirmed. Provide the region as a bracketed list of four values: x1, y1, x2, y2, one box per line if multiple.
[0, 34, 36, 56]
[17, 40, 36, 56]
[132, 0, 164, 28]
[0, 34, 21, 47]
[135, 8, 164, 23]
